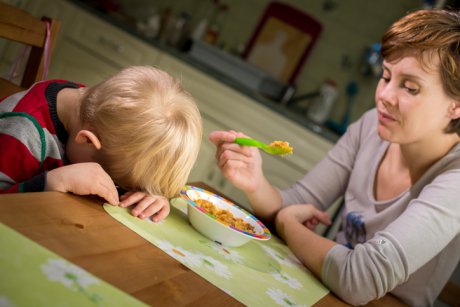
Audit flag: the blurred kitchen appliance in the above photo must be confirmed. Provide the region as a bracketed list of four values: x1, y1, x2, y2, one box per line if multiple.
[189, 39, 290, 101]
[326, 81, 359, 135]
[307, 80, 338, 124]
[286, 80, 338, 124]
[242, 2, 322, 84]
[360, 43, 383, 77]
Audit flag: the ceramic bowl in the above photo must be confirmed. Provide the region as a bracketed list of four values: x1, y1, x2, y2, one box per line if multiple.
[179, 185, 271, 247]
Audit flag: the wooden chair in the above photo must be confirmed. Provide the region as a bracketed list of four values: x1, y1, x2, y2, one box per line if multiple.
[0, 2, 61, 97]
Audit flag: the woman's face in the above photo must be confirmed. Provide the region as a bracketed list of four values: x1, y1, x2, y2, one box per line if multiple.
[375, 55, 458, 144]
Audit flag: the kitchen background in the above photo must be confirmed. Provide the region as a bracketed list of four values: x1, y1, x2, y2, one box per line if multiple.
[1, 0, 457, 134]
[118, 0, 435, 130]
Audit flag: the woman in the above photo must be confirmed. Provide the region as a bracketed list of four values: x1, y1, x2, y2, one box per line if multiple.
[209, 9, 460, 306]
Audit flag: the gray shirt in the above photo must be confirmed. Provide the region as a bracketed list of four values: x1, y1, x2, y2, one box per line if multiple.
[280, 109, 460, 306]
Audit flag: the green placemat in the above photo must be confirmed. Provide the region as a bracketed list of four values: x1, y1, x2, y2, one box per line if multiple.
[0, 222, 147, 307]
[103, 198, 329, 306]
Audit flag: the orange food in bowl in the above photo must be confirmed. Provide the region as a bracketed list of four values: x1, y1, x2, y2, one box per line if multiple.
[195, 199, 255, 234]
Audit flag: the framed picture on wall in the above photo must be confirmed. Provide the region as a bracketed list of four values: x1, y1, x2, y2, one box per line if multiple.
[242, 1, 322, 84]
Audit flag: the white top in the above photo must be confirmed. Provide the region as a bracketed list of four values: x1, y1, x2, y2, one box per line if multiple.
[280, 109, 460, 306]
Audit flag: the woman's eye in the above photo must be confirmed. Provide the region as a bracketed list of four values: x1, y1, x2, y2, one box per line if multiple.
[404, 84, 419, 94]
[380, 75, 390, 82]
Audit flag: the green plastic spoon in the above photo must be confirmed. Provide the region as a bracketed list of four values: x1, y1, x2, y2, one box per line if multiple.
[234, 137, 293, 155]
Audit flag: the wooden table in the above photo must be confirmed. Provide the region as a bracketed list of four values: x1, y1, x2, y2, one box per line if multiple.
[0, 184, 407, 306]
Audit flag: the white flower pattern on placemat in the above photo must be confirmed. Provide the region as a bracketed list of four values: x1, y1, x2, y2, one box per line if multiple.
[154, 239, 232, 279]
[272, 272, 302, 289]
[155, 239, 202, 268]
[260, 245, 305, 269]
[208, 241, 244, 264]
[0, 296, 14, 307]
[41, 258, 102, 304]
[201, 254, 232, 279]
[266, 288, 308, 307]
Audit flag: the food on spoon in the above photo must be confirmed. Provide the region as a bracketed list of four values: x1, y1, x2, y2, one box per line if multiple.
[269, 141, 293, 155]
[195, 199, 256, 234]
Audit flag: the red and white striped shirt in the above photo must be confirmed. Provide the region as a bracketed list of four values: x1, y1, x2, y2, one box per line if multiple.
[0, 80, 83, 193]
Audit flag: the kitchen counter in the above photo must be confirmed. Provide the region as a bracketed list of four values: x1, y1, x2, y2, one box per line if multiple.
[68, 0, 339, 143]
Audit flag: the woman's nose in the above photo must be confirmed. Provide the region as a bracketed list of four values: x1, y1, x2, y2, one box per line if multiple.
[377, 82, 397, 106]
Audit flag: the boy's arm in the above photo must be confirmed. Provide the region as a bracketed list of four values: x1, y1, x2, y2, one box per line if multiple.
[0, 131, 48, 193]
[0, 173, 47, 193]
[46, 163, 119, 205]
[0, 109, 56, 194]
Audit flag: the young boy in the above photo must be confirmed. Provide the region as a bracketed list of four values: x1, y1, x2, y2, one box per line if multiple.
[0, 66, 202, 222]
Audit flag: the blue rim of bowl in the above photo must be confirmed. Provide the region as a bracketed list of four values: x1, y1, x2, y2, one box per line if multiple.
[180, 185, 271, 240]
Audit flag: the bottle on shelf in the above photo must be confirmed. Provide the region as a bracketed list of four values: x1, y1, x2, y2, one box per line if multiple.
[203, 0, 229, 45]
[307, 80, 339, 124]
[190, 0, 213, 41]
[167, 12, 191, 48]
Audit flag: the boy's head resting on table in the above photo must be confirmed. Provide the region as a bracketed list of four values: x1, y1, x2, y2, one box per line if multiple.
[71, 66, 202, 198]
[0, 65, 202, 222]
[380, 9, 460, 135]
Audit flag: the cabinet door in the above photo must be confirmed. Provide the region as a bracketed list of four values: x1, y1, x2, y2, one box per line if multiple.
[262, 155, 304, 189]
[188, 115, 223, 184]
[26, 0, 75, 35]
[48, 38, 120, 85]
[67, 8, 161, 68]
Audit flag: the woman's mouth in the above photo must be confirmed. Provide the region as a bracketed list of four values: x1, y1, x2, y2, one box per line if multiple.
[378, 111, 397, 124]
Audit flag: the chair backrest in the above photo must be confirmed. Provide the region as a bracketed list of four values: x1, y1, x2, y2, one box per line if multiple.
[0, 2, 61, 97]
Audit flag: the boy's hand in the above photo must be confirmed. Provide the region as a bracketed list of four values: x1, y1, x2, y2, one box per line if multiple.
[119, 191, 170, 222]
[46, 163, 119, 205]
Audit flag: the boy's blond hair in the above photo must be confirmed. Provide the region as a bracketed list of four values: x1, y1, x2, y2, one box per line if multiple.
[80, 66, 202, 198]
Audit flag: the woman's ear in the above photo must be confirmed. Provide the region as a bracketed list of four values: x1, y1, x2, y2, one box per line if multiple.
[448, 101, 460, 119]
[75, 130, 102, 150]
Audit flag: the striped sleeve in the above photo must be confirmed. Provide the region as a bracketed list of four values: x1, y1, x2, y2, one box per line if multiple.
[0, 112, 48, 192]
[1, 80, 71, 193]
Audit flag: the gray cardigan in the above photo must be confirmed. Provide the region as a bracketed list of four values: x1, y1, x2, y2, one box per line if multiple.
[281, 109, 460, 306]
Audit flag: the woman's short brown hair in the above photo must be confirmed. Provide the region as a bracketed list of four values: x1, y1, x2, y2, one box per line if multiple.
[381, 9, 460, 134]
